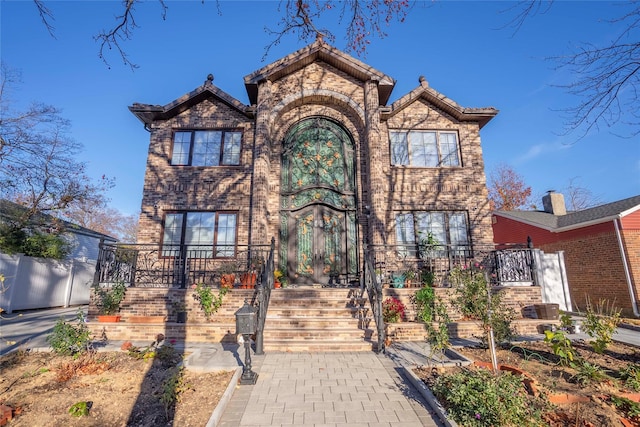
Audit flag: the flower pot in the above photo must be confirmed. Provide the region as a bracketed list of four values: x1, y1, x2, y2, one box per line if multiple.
[274, 281, 281, 288]
[220, 274, 235, 289]
[240, 272, 257, 289]
[176, 312, 187, 324]
[97, 315, 121, 323]
[128, 315, 166, 323]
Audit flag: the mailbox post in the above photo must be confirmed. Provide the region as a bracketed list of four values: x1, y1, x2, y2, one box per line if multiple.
[235, 300, 258, 385]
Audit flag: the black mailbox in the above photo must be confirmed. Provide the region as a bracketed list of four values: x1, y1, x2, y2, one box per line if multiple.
[234, 300, 258, 385]
[235, 300, 257, 335]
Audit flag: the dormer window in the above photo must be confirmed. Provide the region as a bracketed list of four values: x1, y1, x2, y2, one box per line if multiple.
[390, 130, 460, 167]
[171, 130, 242, 166]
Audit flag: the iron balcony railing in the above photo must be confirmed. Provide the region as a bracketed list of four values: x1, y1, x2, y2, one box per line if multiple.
[366, 243, 536, 288]
[94, 241, 272, 288]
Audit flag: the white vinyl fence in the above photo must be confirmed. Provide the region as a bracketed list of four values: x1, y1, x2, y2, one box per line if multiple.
[0, 253, 95, 314]
[533, 249, 572, 312]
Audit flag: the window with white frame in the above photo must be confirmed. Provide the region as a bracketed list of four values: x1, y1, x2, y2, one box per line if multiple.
[161, 212, 237, 257]
[395, 211, 469, 257]
[390, 130, 460, 167]
[171, 130, 242, 166]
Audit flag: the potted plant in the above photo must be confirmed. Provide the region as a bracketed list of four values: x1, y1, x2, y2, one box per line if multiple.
[93, 281, 127, 322]
[382, 297, 406, 323]
[173, 302, 187, 323]
[274, 268, 284, 288]
[217, 261, 238, 289]
[280, 272, 289, 288]
[240, 256, 262, 289]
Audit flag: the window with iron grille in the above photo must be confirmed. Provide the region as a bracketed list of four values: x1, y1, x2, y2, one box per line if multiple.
[161, 212, 237, 258]
[171, 130, 242, 166]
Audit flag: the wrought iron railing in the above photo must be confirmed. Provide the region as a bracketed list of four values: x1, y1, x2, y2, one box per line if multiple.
[363, 247, 385, 353]
[253, 237, 275, 355]
[94, 241, 271, 288]
[367, 244, 536, 287]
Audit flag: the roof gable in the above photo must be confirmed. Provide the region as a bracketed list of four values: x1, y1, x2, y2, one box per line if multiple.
[243, 38, 396, 105]
[382, 76, 498, 129]
[494, 194, 640, 232]
[129, 75, 253, 125]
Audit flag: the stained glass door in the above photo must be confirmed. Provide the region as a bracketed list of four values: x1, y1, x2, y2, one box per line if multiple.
[288, 205, 346, 285]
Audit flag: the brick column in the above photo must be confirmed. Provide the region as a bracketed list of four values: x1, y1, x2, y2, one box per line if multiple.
[363, 80, 386, 246]
[250, 79, 272, 244]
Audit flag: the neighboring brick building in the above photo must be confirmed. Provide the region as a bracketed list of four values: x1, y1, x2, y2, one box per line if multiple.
[492, 192, 640, 317]
[129, 39, 498, 286]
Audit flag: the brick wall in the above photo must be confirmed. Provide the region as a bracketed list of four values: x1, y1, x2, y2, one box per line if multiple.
[540, 231, 633, 315]
[135, 55, 494, 280]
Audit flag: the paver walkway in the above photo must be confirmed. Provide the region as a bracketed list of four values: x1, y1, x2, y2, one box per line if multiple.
[218, 351, 443, 427]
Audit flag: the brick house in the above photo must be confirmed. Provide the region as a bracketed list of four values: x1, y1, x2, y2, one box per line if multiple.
[128, 38, 498, 288]
[492, 191, 640, 317]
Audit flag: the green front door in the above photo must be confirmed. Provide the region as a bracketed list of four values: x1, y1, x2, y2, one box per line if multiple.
[280, 117, 358, 285]
[288, 204, 347, 285]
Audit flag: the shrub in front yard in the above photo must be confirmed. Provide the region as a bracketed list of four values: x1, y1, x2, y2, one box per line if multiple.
[432, 368, 548, 427]
[47, 309, 92, 356]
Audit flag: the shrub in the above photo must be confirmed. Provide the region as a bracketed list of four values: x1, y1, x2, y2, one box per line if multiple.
[0, 225, 70, 259]
[581, 298, 621, 354]
[382, 297, 406, 323]
[432, 368, 547, 427]
[47, 309, 92, 356]
[425, 296, 451, 358]
[573, 361, 607, 386]
[619, 364, 640, 391]
[93, 281, 127, 315]
[412, 286, 435, 323]
[450, 264, 515, 345]
[191, 283, 229, 319]
[543, 329, 576, 367]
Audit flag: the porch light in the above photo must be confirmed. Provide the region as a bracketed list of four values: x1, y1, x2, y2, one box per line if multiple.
[235, 300, 258, 385]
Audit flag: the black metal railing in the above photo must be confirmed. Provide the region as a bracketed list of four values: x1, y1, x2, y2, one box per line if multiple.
[94, 241, 271, 288]
[367, 244, 536, 287]
[363, 247, 385, 353]
[253, 237, 275, 355]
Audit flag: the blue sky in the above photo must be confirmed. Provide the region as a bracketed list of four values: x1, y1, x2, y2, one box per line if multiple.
[2, 0, 639, 216]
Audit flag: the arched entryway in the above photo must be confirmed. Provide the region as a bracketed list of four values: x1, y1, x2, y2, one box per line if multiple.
[279, 117, 358, 285]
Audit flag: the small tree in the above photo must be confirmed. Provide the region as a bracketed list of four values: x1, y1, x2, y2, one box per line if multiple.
[450, 264, 515, 346]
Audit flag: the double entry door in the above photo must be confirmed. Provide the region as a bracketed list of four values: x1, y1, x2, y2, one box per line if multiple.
[287, 204, 347, 285]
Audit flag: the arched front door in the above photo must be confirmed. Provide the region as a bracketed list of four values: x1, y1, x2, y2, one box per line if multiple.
[280, 117, 357, 285]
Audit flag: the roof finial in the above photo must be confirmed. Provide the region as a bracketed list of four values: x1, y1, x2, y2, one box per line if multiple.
[316, 32, 324, 43]
[419, 75, 428, 86]
[206, 74, 214, 85]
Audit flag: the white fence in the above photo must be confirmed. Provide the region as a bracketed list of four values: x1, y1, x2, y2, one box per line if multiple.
[534, 249, 572, 312]
[0, 253, 95, 314]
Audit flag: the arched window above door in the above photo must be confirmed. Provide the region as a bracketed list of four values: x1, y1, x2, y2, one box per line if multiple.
[281, 117, 355, 197]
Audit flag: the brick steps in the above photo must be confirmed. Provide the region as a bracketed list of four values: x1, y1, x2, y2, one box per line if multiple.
[261, 287, 374, 352]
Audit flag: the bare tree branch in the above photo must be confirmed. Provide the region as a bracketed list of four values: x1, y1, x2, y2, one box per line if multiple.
[498, 0, 553, 35]
[33, 0, 56, 38]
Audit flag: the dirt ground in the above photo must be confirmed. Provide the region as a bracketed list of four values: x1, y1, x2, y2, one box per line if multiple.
[415, 340, 640, 427]
[0, 346, 234, 426]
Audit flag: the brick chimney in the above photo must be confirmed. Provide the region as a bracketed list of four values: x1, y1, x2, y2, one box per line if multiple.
[542, 191, 566, 215]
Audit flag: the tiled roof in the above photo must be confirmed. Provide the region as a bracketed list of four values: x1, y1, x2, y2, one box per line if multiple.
[494, 194, 640, 231]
